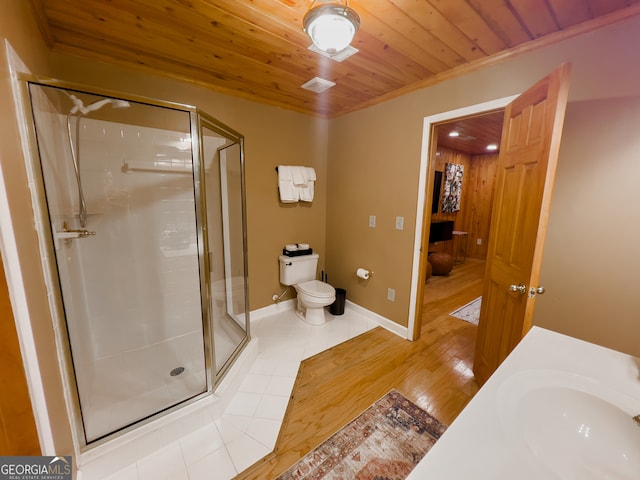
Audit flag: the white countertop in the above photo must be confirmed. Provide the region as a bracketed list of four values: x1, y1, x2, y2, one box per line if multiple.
[408, 326, 640, 479]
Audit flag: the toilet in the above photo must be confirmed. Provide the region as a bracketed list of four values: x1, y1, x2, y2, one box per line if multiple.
[279, 253, 336, 325]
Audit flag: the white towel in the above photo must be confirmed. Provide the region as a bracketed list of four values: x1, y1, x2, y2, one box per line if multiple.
[278, 166, 299, 203]
[304, 167, 316, 182]
[299, 167, 316, 202]
[291, 166, 308, 186]
[299, 182, 314, 202]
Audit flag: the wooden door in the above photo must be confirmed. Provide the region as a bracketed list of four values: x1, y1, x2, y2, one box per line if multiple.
[473, 64, 571, 385]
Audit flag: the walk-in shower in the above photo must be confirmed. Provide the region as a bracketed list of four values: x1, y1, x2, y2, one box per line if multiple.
[22, 79, 249, 447]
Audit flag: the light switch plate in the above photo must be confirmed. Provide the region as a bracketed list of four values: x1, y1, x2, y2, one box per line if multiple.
[395, 216, 404, 230]
[369, 215, 376, 228]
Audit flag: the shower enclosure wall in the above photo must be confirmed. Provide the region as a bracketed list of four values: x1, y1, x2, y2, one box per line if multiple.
[23, 79, 249, 446]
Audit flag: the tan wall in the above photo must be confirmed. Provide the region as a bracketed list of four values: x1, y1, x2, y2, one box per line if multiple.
[533, 97, 640, 358]
[326, 16, 640, 336]
[326, 107, 420, 326]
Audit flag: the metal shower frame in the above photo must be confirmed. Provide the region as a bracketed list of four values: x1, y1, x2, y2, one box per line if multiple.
[16, 73, 251, 451]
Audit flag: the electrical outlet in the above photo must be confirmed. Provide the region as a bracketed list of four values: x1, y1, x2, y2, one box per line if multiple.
[395, 216, 404, 230]
[476, 238, 482, 246]
[369, 215, 376, 228]
[387, 288, 395, 302]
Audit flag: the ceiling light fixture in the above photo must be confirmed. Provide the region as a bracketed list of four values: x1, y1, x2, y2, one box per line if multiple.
[448, 131, 460, 137]
[303, 0, 360, 55]
[308, 43, 359, 62]
[487, 144, 498, 151]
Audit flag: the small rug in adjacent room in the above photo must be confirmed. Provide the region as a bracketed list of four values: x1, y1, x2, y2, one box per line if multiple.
[450, 296, 482, 325]
[275, 390, 447, 480]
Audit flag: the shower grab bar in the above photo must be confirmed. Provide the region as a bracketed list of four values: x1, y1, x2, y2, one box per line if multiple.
[121, 162, 193, 175]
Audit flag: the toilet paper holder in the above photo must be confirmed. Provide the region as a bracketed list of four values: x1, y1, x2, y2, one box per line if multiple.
[356, 268, 374, 280]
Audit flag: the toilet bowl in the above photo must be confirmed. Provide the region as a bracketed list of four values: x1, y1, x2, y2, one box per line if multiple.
[294, 280, 336, 325]
[279, 253, 336, 325]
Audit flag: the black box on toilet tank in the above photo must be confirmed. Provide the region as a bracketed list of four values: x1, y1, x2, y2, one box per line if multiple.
[282, 248, 313, 257]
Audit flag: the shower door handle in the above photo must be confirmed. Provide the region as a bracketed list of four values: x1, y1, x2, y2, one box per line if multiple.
[56, 229, 96, 240]
[65, 229, 96, 238]
[76, 230, 96, 238]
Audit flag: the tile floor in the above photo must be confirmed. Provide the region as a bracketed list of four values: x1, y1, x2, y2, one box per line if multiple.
[92, 305, 377, 480]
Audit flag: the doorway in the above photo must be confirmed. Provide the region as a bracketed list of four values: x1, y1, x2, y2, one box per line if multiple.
[420, 111, 504, 344]
[408, 95, 517, 340]
[412, 65, 572, 382]
[428, 111, 504, 261]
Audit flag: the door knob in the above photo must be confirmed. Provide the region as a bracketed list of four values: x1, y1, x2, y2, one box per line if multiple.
[509, 283, 527, 295]
[529, 286, 546, 298]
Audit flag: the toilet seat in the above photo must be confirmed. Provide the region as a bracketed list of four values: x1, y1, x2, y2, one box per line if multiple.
[296, 280, 334, 299]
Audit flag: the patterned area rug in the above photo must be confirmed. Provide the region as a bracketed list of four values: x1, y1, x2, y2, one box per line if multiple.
[450, 296, 482, 325]
[275, 390, 447, 480]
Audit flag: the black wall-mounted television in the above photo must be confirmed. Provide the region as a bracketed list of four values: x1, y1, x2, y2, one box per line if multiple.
[432, 170, 443, 214]
[429, 220, 454, 243]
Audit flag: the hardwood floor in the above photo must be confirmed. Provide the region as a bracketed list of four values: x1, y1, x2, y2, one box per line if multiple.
[235, 259, 486, 479]
[0, 257, 40, 456]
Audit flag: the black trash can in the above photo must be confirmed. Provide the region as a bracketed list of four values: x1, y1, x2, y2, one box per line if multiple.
[329, 288, 346, 315]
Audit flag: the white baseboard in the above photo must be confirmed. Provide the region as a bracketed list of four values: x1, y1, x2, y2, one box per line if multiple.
[344, 300, 408, 339]
[250, 298, 296, 322]
[249, 298, 408, 339]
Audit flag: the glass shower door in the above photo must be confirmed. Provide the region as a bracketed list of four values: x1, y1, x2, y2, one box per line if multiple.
[28, 84, 208, 442]
[200, 122, 249, 375]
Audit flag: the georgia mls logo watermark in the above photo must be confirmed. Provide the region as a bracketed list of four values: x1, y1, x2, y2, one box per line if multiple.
[0, 456, 72, 480]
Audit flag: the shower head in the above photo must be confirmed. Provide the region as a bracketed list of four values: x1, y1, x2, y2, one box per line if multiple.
[85, 98, 131, 113]
[68, 94, 131, 115]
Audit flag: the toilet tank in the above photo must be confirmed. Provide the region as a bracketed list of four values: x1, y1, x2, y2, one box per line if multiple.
[279, 253, 318, 285]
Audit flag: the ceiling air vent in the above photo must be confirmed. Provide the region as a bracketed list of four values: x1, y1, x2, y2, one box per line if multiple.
[457, 133, 477, 141]
[301, 77, 336, 94]
[308, 44, 359, 62]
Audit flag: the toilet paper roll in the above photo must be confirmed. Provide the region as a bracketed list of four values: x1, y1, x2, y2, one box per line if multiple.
[356, 268, 370, 280]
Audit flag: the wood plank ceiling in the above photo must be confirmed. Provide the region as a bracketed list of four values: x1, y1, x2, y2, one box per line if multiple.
[30, 0, 640, 118]
[437, 110, 505, 155]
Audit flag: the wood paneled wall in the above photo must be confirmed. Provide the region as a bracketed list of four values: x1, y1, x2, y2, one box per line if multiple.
[430, 148, 470, 227]
[462, 153, 499, 259]
[429, 148, 498, 260]
[0, 258, 41, 455]
[429, 148, 470, 256]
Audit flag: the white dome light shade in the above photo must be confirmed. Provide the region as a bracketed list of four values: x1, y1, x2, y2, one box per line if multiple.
[304, 3, 360, 55]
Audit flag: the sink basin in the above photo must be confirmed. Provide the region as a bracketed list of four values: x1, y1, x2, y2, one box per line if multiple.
[498, 369, 640, 479]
